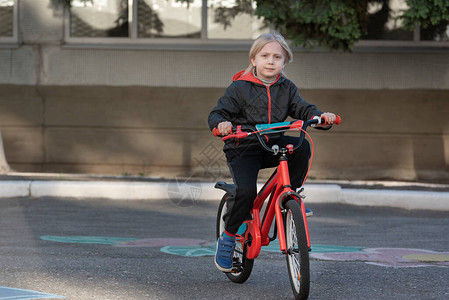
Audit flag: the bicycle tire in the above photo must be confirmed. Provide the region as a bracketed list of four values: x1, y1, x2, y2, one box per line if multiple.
[284, 199, 310, 300]
[216, 193, 254, 283]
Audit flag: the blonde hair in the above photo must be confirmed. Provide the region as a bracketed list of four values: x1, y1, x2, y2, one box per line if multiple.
[244, 32, 293, 76]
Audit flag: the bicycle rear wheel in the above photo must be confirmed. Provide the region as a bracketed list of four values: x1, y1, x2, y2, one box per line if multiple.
[216, 193, 254, 283]
[284, 199, 310, 300]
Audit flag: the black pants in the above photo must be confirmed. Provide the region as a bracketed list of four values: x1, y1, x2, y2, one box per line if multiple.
[223, 136, 311, 234]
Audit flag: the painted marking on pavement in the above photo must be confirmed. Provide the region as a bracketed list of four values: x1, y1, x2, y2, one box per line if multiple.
[40, 236, 138, 245]
[114, 238, 208, 247]
[312, 248, 449, 267]
[40, 236, 449, 268]
[160, 244, 216, 257]
[39, 236, 209, 247]
[159, 242, 365, 257]
[402, 254, 449, 262]
[0, 286, 65, 300]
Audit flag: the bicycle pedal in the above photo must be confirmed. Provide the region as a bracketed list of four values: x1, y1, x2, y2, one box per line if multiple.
[231, 258, 243, 272]
[231, 265, 243, 273]
[296, 187, 306, 199]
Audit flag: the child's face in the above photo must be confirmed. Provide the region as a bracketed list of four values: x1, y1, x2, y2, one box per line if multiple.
[251, 41, 287, 81]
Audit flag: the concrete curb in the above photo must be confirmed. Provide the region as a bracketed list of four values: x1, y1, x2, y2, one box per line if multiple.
[340, 189, 449, 211]
[0, 180, 448, 211]
[0, 181, 31, 198]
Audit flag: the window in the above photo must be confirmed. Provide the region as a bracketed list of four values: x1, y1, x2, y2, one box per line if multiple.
[65, 0, 268, 48]
[65, 0, 447, 49]
[420, 24, 449, 42]
[0, 0, 18, 45]
[363, 0, 413, 41]
[360, 0, 449, 45]
[137, 0, 202, 38]
[207, 0, 266, 40]
[69, 0, 130, 37]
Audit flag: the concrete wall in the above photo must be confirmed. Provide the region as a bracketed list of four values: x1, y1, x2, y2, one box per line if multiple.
[0, 0, 448, 182]
[2, 45, 448, 89]
[1, 84, 448, 182]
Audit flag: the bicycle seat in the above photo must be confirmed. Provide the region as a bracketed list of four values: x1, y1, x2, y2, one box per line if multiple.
[214, 181, 236, 197]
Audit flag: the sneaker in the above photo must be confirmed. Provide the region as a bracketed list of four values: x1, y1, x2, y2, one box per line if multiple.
[215, 235, 235, 272]
[305, 208, 313, 217]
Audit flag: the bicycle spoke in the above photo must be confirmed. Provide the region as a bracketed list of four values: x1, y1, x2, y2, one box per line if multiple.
[293, 255, 301, 271]
[291, 218, 301, 283]
[284, 202, 310, 299]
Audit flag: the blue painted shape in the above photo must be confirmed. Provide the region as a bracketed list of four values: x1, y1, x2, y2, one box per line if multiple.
[40, 235, 365, 257]
[311, 244, 364, 253]
[262, 240, 283, 252]
[160, 242, 364, 257]
[262, 241, 363, 253]
[40, 236, 138, 245]
[160, 245, 216, 257]
[0, 286, 65, 299]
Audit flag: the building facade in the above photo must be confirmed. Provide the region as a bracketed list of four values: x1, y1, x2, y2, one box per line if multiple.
[1, 0, 448, 182]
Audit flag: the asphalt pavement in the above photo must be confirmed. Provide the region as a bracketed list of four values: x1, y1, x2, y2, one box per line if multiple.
[0, 197, 448, 300]
[1, 172, 449, 299]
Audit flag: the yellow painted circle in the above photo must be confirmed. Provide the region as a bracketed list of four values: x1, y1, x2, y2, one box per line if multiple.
[403, 254, 449, 262]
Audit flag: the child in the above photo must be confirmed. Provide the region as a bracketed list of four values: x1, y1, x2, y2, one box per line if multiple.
[208, 32, 338, 272]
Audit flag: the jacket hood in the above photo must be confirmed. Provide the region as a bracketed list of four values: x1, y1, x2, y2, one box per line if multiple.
[232, 70, 281, 85]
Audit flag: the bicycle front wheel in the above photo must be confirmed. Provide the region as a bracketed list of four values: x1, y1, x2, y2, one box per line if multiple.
[216, 193, 254, 283]
[284, 199, 310, 300]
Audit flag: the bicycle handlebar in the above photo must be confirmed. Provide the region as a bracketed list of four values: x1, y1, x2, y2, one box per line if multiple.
[212, 115, 341, 154]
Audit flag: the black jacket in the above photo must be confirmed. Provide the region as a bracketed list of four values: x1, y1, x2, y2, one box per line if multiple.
[208, 70, 323, 150]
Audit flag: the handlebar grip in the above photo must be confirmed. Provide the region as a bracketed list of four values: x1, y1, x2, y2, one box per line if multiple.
[321, 115, 342, 125]
[335, 115, 341, 125]
[212, 128, 221, 137]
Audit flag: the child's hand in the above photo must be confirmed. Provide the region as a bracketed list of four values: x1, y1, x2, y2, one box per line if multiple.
[320, 112, 338, 125]
[218, 121, 233, 135]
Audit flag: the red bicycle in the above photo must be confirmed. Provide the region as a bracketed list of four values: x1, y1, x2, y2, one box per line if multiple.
[214, 116, 341, 300]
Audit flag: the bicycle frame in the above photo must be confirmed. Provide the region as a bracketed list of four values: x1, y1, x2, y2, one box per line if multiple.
[242, 157, 311, 260]
[214, 115, 341, 300]
[215, 116, 341, 260]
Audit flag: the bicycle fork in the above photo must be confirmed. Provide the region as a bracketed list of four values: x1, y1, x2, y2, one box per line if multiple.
[276, 159, 312, 253]
[276, 192, 311, 253]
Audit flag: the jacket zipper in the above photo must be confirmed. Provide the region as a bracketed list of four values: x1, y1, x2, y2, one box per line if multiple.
[266, 85, 272, 124]
[265, 77, 280, 124]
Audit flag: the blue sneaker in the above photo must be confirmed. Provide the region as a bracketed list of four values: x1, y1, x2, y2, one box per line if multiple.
[305, 208, 313, 217]
[215, 235, 235, 272]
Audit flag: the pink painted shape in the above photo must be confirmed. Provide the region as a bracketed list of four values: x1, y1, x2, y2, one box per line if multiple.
[114, 238, 207, 247]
